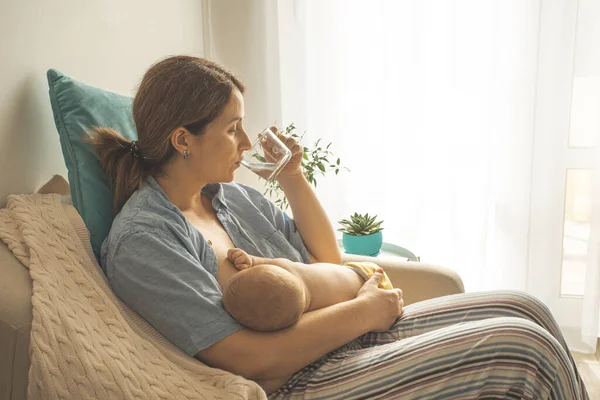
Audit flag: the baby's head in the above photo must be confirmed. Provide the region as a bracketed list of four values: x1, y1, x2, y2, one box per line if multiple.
[223, 265, 307, 332]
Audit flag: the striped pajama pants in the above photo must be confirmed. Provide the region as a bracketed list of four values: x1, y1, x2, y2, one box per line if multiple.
[268, 291, 590, 399]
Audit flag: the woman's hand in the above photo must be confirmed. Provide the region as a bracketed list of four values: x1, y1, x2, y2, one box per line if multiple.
[356, 268, 404, 332]
[269, 126, 304, 178]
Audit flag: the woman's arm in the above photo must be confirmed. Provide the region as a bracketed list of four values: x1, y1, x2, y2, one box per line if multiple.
[197, 297, 370, 379]
[277, 172, 341, 264]
[197, 274, 402, 390]
[273, 128, 341, 264]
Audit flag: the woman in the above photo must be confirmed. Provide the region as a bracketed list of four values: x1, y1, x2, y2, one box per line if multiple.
[93, 56, 589, 399]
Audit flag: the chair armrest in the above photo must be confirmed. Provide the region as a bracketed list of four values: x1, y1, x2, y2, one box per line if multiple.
[0, 242, 32, 400]
[342, 254, 464, 306]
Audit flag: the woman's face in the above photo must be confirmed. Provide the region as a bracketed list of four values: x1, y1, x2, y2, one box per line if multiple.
[187, 88, 252, 183]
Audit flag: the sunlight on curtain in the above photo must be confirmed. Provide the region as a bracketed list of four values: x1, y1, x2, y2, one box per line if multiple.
[278, 0, 540, 292]
[572, 0, 600, 353]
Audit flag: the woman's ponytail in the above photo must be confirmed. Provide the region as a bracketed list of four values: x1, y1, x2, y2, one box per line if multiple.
[88, 127, 147, 214]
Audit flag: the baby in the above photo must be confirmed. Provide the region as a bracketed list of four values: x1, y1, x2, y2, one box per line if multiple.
[222, 248, 395, 332]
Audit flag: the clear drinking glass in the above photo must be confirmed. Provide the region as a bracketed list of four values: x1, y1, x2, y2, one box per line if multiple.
[241, 128, 292, 180]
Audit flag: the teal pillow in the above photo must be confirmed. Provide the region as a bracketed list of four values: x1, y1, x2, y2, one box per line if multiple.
[47, 69, 137, 259]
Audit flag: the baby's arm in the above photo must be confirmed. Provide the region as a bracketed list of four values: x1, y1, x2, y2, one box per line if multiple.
[227, 248, 253, 270]
[227, 249, 371, 311]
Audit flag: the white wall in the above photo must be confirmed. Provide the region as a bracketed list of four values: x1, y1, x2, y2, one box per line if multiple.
[207, 0, 282, 189]
[0, 0, 204, 203]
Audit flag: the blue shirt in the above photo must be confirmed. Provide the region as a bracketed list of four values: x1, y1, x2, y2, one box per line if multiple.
[100, 176, 311, 355]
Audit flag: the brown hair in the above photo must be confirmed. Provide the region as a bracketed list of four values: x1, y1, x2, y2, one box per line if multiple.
[223, 265, 306, 332]
[89, 56, 245, 213]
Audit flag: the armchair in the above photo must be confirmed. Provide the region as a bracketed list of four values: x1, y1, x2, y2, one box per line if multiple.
[0, 179, 464, 400]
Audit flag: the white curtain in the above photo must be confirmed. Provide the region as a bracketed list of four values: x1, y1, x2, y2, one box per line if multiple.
[276, 0, 540, 293]
[576, 0, 600, 350]
[273, 0, 600, 351]
[570, 0, 600, 354]
[205, 0, 600, 352]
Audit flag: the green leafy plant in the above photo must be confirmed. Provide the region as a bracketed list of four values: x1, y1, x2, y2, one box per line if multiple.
[338, 212, 384, 236]
[262, 123, 347, 210]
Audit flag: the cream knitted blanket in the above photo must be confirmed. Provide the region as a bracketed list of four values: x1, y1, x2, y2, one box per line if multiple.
[0, 194, 266, 400]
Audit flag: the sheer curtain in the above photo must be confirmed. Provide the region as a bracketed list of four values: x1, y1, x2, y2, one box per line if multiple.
[569, 0, 600, 353]
[276, 0, 540, 292]
[272, 0, 600, 351]
[205, 0, 600, 352]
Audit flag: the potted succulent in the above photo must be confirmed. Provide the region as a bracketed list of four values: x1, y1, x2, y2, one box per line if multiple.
[338, 213, 384, 256]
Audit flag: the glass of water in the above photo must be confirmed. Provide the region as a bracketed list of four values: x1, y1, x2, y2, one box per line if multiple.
[241, 128, 292, 180]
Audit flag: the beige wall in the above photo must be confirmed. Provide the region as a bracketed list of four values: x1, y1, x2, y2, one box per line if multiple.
[0, 0, 204, 203]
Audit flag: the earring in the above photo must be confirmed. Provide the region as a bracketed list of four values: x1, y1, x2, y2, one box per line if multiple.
[183, 150, 190, 159]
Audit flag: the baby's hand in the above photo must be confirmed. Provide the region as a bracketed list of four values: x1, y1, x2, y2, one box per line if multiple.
[227, 248, 253, 270]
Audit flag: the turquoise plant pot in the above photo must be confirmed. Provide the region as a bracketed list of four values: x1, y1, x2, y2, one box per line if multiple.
[342, 231, 383, 256]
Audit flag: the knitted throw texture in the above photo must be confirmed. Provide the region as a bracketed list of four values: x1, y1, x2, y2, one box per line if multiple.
[0, 194, 266, 400]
